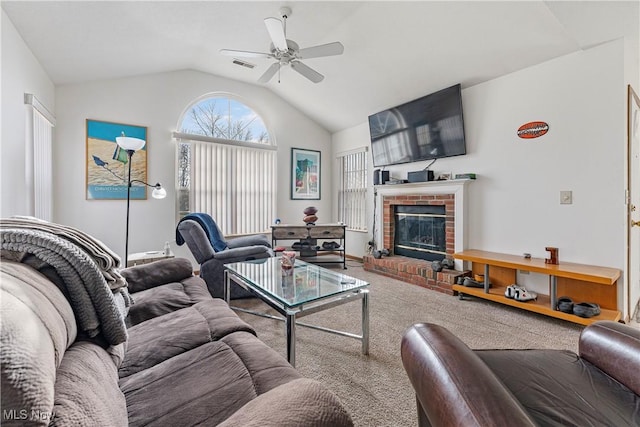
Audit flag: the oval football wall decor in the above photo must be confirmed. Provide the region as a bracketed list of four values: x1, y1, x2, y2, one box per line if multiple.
[517, 121, 549, 139]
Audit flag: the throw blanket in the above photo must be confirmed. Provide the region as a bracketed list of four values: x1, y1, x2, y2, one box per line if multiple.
[176, 213, 228, 252]
[0, 217, 126, 290]
[0, 228, 129, 345]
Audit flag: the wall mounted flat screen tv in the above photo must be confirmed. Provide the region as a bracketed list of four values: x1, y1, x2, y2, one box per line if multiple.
[368, 84, 466, 167]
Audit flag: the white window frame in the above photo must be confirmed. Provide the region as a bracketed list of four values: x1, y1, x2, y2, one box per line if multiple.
[174, 94, 276, 236]
[25, 94, 55, 221]
[337, 147, 368, 232]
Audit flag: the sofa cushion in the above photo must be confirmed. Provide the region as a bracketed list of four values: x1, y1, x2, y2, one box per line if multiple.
[121, 257, 197, 293]
[1, 261, 77, 426]
[121, 331, 301, 426]
[51, 341, 127, 426]
[476, 349, 640, 426]
[120, 299, 255, 378]
[218, 378, 353, 427]
[126, 276, 212, 326]
[220, 332, 302, 395]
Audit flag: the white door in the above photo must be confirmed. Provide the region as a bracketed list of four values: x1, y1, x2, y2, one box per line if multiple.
[628, 85, 640, 322]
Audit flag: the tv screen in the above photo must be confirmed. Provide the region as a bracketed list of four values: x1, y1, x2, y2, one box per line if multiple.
[368, 84, 466, 167]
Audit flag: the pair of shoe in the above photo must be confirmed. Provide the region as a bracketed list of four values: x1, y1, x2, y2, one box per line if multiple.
[322, 241, 340, 250]
[292, 241, 317, 250]
[556, 297, 601, 318]
[505, 284, 537, 302]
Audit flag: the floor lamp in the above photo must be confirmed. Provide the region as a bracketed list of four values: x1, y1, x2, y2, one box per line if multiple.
[116, 135, 167, 266]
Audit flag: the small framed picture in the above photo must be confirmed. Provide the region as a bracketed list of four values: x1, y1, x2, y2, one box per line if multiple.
[291, 148, 321, 200]
[438, 172, 451, 180]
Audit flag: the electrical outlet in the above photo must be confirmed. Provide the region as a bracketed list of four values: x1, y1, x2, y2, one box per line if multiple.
[560, 190, 572, 205]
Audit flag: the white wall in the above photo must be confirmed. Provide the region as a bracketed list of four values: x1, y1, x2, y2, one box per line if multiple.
[54, 70, 332, 262]
[331, 123, 374, 257]
[1, 10, 55, 217]
[332, 40, 629, 313]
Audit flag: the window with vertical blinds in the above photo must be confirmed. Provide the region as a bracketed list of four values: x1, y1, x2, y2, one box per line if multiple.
[337, 148, 368, 231]
[175, 95, 275, 236]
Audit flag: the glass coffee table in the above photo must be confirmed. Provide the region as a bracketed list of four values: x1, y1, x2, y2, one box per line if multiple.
[224, 257, 370, 367]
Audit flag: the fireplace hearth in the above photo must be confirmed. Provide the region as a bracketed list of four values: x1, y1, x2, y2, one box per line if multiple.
[364, 180, 473, 295]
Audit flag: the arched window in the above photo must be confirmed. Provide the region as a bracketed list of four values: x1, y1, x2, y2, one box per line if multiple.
[174, 95, 276, 236]
[180, 97, 271, 143]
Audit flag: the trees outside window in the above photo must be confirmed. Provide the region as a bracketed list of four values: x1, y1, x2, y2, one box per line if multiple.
[176, 95, 276, 235]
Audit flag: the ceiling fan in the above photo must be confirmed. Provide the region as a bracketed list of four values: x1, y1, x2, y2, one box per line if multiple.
[220, 7, 344, 84]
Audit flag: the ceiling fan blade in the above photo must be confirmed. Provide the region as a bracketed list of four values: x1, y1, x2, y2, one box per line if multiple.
[258, 62, 280, 83]
[264, 17, 288, 52]
[220, 49, 274, 59]
[298, 42, 344, 59]
[291, 61, 324, 83]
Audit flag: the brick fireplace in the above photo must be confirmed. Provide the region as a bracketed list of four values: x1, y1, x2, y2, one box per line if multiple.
[383, 194, 455, 260]
[364, 180, 472, 294]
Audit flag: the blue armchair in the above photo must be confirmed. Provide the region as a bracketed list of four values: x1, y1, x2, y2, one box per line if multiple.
[176, 213, 273, 299]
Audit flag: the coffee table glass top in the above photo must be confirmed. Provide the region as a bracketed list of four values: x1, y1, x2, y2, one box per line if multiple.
[225, 257, 369, 308]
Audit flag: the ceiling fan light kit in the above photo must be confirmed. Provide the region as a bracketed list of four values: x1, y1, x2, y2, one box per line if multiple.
[220, 6, 343, 84]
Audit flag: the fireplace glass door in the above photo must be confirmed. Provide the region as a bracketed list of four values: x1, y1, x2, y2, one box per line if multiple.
[394, 205, 446, 261]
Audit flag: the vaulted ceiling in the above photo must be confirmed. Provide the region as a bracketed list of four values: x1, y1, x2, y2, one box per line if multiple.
[3, 1, 638, 133]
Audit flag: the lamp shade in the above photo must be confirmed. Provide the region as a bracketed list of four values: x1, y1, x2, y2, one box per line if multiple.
[152, 184, 167, 199]
[116, 136, 146, 151]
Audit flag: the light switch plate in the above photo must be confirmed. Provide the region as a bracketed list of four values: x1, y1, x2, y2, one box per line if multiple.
[560, 190, 572, 205]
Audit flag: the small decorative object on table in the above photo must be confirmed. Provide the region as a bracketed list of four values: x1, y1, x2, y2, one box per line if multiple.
[303, 206, 318, 225]
[281, 251, 296, 275]
[545, 247, 559, 265]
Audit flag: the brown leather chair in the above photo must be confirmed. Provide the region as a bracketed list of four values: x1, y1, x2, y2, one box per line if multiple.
[401, 321, 640, 426]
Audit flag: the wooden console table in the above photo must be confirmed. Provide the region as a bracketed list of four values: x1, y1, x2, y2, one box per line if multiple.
[452, 249, 621, 326]
[271, 224, 346, 269]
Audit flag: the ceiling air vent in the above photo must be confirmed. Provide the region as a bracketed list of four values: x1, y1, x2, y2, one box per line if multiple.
[232, 59, 256, 69]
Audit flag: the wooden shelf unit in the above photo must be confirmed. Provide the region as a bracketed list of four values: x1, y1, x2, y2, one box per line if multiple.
[452, 250, 621, 326]
[271, 224, 347, 269]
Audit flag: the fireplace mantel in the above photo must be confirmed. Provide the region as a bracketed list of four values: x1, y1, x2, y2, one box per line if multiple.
[374, 179, 472, 270]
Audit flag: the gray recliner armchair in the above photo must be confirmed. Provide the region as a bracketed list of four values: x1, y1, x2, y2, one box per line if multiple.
[176, 213, 273, 299]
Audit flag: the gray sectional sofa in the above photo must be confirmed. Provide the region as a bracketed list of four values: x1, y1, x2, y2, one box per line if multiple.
[0, 219, 352, 426]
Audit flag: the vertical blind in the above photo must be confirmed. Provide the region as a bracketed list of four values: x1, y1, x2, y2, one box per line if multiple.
[25, 94, 55, 221]
[337, 148, 368, 231]
[182, 139, 277, 235]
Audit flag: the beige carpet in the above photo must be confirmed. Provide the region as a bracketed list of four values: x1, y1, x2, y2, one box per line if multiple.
[232, 261, 584, 427]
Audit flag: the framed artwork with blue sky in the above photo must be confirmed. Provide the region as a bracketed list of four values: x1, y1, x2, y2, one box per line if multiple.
[86, 119, 147, 200]
[291, 147, 321, 200]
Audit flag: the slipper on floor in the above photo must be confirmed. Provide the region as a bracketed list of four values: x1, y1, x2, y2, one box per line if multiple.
[556, 296, 574, 313]
[573, 302, 600, 318]
[504, 284, 523, 299]
[462, 277, 487, 288]
[514, 287, 537, 302]
[322, 241, 341, 250]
